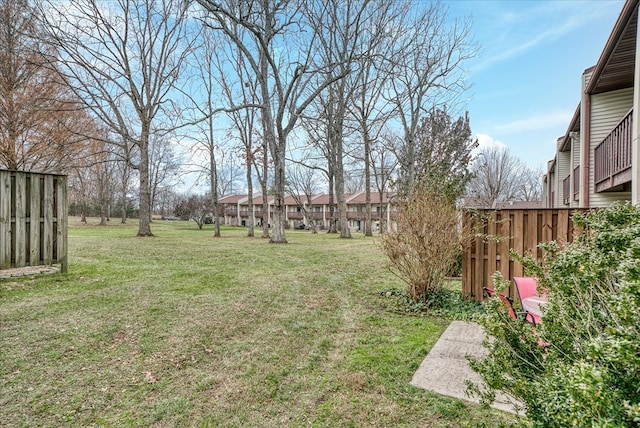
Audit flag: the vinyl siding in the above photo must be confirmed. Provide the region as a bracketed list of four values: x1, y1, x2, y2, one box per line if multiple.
[571, 133, 581, 207]
[589, 87, 634, 207]
[557, 151, 571, 206]
[572, 132, 581, 167]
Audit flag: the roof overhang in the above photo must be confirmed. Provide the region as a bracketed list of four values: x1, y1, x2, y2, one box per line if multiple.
[559, 103, 581, 152]
[586, 0, 638, 95]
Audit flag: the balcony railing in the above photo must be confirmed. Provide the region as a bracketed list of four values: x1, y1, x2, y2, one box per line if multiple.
[286, 212, 303, 220]
[562, 166, 581, 205]
[594, 109, 633, 192]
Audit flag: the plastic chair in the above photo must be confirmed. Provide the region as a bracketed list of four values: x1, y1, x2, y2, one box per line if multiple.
[513, 277, 543, 325]
[482, 287, 517, 321]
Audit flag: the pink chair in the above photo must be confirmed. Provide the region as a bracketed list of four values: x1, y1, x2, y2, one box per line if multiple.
[513, 277, 545, 325]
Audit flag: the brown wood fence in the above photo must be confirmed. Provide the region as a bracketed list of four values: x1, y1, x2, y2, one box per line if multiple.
[462, 208, 584, 301]
[0, 169, 68, 272]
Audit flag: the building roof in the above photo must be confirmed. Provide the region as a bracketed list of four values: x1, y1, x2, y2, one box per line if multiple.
[346, 191, 395, 204]
[586, 0, 638, 95]
[218, 194, 245, 204]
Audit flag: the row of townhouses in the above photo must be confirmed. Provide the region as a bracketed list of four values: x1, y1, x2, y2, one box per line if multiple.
[544, 0, 640, 208]
[218, 192, 396, 231]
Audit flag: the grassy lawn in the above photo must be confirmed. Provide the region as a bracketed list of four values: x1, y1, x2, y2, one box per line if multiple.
[0, 218, 518, 427]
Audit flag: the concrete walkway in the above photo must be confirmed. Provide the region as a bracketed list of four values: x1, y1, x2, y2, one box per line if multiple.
[410, 321, 522, 414]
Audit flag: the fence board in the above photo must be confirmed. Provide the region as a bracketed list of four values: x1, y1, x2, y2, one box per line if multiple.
[0, 172, 11, 269]
[43, 175, 54, 265]
[463, 208, 583, 301]
[0, 170, 67, 271]
[30, 176, 41, 265]
[56, 176, 68, 272]
[15, 173, 26, 266]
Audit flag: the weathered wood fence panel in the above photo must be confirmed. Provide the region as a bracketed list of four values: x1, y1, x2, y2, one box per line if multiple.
[462, 209, 583, 301]
[0, 170, 68, 272]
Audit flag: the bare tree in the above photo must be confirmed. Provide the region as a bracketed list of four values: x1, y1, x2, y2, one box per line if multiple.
[346, 1, 402, 237]
[40, 0, 196, 236]
[370, 132, 398, 233]
[306, 0, 381, 239]
[199, 0, 347, 243]
[518, 165, 544, 202]
[286, 161, 322, 233]
[385, 3, 476, 195]
[0, 0, 89, 173]
[467, 145, 531, 207]
[210, 28, 265, 238]
[149, 133, 181, 219]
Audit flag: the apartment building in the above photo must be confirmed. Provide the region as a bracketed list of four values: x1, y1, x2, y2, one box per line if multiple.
[219, 191, 396, 231]
[544, 0, 640, 208]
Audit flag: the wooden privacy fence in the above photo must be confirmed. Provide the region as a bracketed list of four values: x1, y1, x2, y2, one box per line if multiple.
[462, 208, 584, 302]
[0, 169, 68, 272]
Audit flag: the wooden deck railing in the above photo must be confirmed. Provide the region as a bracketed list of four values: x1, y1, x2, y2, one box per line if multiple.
[573, 166, 580, 201]
[594, 109, 633, 192]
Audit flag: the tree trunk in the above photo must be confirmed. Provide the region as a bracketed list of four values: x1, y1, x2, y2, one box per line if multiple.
[246, 153, 254, 237]
[210, 147, 220, 237]
[269, 149, 287, 243]
[363, 126, 372, 237]
[137, 129, 153, 236]
[334, 117, 351, 239]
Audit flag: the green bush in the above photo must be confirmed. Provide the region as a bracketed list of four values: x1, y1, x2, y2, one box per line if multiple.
[470, 202, 640, 427]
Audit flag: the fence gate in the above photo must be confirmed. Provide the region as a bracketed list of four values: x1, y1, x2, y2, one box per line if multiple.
[0, 169, 68, 272]
[462, 208, 584, 302]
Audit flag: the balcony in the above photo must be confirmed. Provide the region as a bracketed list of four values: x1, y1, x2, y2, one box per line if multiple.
[594, 109, 633, 192]
[287, 212, 303, 220]
[562, 166, 581, 205]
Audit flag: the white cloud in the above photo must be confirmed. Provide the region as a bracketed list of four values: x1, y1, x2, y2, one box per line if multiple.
[493, 110, 573, 135]
[475, 133, 507, 151]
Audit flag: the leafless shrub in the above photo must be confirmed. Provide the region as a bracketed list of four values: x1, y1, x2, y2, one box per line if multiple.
[380, 189, 472, 301]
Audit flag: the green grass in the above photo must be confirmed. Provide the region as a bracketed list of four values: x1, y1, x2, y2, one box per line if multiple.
[0, 218, 519, 427]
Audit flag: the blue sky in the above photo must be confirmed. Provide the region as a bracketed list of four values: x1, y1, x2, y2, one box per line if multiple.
[445, 0, 625, 171]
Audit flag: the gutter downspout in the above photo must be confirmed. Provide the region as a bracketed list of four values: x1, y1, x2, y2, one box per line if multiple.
[633, 4, 640, 205]
[581, 75, 591, 208]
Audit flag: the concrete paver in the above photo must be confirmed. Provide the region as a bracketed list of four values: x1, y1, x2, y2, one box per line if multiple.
[410, 320, 523, 415]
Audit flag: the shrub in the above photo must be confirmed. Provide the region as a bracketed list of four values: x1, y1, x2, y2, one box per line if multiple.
[379, 187, 472, 302]
[469, 202, 640, 426]
[379, 287, 485, 319]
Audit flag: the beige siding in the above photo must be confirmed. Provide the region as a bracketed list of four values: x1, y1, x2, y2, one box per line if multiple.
[570, 132, 581, 207]
[572, 132, 581, 166]
[557, 151, 571, 206]
[589, 87, 634, 207]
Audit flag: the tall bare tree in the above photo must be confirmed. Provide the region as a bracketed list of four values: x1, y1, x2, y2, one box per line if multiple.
[467, 145, 542, 207]
[40, 0, 196, 236]
[0, 0, 88, 173]
[149, 133, 180, 220]
[370, 132, 398, 233]
[385, 3, 476, 196]
[346, 1, 402, 237]
[306, 0, 383, 239]
[286, 161, 322, 233]
[210, 28, 265, 238]
[199, 0, 347, 243]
